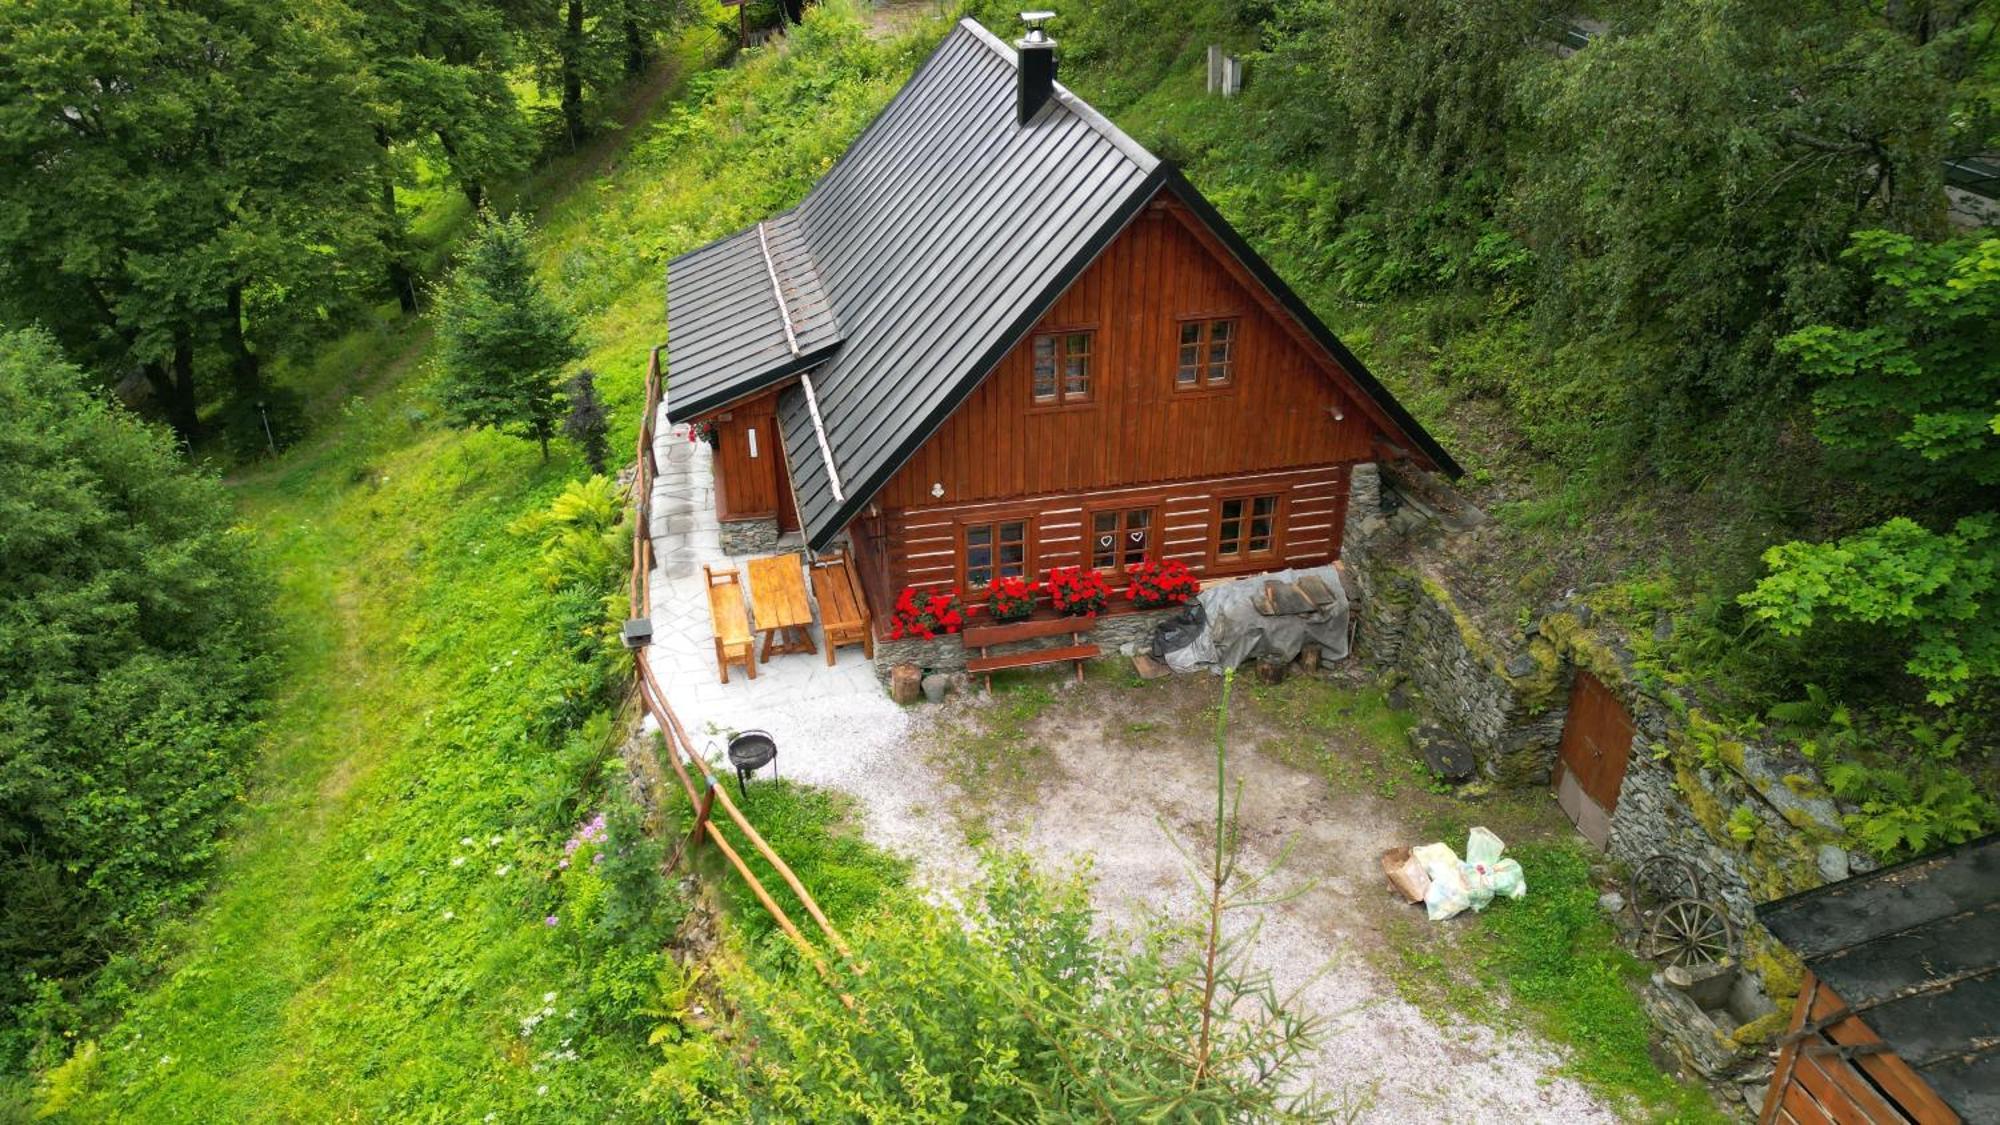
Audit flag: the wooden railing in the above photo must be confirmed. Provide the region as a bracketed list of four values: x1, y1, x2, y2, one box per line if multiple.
[627, 345, 852, 971]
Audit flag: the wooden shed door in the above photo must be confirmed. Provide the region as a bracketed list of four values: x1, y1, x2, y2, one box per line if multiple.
[1553, 670, 1633, 848]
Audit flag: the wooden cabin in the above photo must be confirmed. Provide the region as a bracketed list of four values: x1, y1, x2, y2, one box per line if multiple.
[1755, 834, 1997, 1125]
[662, 15, 1456, 632]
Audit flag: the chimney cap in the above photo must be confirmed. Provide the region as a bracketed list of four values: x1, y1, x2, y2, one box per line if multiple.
[1019, 10, 1056, 44]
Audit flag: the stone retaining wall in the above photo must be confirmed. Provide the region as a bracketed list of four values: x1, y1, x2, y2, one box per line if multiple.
[1340, 464, 1872, 1082]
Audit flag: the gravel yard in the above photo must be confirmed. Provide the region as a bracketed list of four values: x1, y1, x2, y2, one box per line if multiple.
[757, 662, 1627, 1123]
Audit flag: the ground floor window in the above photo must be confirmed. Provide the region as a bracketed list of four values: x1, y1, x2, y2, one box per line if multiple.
[962, 518, 1028, 590]
[1214, 494, 1279, 562]
[1090, 507, 1153, 572]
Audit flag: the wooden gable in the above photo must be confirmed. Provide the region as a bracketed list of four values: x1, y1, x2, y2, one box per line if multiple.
[875, 195, 1381, 511]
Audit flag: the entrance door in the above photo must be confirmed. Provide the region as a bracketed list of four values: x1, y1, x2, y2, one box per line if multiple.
[1553, 670, 1633, 848]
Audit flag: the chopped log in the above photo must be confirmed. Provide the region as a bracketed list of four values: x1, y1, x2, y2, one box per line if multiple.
[888, 663, 923, 705]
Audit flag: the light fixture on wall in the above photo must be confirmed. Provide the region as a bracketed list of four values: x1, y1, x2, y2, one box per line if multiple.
[931, 482, 945, 499]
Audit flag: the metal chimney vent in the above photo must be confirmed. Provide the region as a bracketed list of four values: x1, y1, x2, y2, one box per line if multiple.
[1016, 11, 1058, 125]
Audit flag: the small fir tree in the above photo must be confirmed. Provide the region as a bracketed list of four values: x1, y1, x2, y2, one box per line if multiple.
[434, 214, 581, 459]
[564, 368, 611, 474]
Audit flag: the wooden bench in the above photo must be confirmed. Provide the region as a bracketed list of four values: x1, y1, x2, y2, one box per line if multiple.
[809, 545, 874, 667]
[961, 616, 1101, 691]
[704, 564, 755, 684]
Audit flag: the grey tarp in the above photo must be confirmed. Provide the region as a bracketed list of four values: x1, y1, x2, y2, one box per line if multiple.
[1163, 565, 1350, 673]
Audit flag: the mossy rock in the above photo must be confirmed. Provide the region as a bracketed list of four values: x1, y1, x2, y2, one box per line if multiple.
[1729, 1007, 1792, 1049]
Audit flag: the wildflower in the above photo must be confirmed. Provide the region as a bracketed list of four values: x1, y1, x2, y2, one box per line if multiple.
[489, 834, 502, 846]
[451, 856, 466, 868]
[460, 837, 474, 847]
[543, 991, 557, 1002]
[544, 914, 560, 927]
[536, 1084, 548, 1097]
[442, 909, 455, 921]
[495, 864, 511, 876]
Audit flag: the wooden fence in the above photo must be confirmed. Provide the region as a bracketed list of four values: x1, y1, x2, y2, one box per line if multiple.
[627, 345, 852, 974]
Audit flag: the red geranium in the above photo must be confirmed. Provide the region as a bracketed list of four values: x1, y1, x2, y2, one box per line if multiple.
[1046, 566, 1111, 617]
[987, 575, 1040, 621]
[888, 586, 965, 640]
[1125, 560, 1201, 608]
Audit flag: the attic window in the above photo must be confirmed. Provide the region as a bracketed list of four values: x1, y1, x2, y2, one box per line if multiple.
[1176, 318, 1236, 390]
[1032, 331, 1093, 406]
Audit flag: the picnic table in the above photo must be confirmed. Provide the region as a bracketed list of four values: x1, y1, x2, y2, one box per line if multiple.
[747, 553, 817, 662]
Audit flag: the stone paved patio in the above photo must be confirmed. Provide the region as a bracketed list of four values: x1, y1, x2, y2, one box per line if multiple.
[643, 405, 913, 780]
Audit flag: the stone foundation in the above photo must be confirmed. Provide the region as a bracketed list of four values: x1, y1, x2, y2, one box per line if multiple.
[718, 517, 778, 557]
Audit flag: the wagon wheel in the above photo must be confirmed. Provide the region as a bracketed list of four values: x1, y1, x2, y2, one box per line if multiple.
[1647, 898, 1734, 967]
[1627, 854, 1703, 925]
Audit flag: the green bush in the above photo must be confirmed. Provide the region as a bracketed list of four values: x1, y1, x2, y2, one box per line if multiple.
[0, 330, 273, 1066]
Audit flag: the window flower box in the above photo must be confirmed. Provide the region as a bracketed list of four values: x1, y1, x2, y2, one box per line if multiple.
[1046, 566, 1110, 617]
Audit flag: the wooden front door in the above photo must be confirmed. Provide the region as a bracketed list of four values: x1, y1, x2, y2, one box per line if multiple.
[1553, 670, 1633, 848]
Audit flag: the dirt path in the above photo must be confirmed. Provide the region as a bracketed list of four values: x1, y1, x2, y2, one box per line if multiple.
[794, 671, 1620, 1123]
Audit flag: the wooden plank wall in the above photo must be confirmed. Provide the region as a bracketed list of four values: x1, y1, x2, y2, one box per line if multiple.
[710, 390, 780, 522]
[886, 464, 1350, 592]
[874, 199, 1375, 510]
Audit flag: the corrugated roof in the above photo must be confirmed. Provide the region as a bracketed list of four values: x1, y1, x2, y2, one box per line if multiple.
[1757, 833, 2000, 1121]
[666, 17, 1458, 550]
[663, 210, 840, 420]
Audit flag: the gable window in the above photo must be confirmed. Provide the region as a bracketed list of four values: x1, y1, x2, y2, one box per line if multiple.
[1089, 508, 1154, 572]
[1176, 318, 1236, 390]
[1215, 495, 1279, 561]
[1032, 331, 1093, 406]
[963, 518, 1029, 589]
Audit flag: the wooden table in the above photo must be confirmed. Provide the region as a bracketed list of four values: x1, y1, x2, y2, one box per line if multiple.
[747, 553, 817, 662]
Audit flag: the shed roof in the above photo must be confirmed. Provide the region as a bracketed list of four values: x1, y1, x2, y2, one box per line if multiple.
[666, 17, 1458, 550]
[1757, 833, 2000, 1121]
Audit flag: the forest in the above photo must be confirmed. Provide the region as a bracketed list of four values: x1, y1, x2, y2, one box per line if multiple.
[0, 0, 1994, 1119]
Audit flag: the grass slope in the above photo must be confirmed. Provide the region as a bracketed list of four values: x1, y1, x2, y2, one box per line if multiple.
[35, 7, 941, 1118]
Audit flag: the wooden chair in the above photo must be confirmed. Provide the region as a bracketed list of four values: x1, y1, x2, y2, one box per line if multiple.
[703, 564, 755, 684]
[809, 545, 874, 667]
[960, 616, 1101, 692]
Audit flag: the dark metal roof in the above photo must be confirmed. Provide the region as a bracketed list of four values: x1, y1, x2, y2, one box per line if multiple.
[663, 210, 840, 420]
[667, 17, 1458, 550]
[1757, 833, 2000, 1121]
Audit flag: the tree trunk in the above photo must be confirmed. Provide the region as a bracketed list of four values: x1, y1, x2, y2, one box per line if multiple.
[561, 0, 587, 149]
[625, 16, 646, 76]
[143, 330, 201, 441]
[222, 282, 261, 396]
[377, 125, 419, 313]
[434, 129, 484, 212]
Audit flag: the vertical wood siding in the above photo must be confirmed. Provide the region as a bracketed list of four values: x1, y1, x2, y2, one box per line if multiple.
[875, 199, 1374, 511]
[710, 390, 781, 521]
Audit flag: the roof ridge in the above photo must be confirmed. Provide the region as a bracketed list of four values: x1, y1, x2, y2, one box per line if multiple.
[953, 17, 1160, 174]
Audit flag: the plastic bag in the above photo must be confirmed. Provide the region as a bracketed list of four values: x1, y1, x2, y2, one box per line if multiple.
[1459, 861, 1496, 911]
[1466, 826, 1505, 867]
[1412, 843, 1473, 921]
[1489, 857, 1527, 900]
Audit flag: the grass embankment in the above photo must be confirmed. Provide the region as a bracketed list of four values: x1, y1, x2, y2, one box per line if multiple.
[34, 8, 937, 1118]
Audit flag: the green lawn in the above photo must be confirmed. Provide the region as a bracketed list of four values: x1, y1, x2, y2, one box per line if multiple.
[28, 8, 950, 1118]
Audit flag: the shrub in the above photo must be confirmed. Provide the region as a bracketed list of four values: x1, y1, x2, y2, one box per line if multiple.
[1124, 559, 1200, 608]
[1045, 566, 1110, 617]
[985, 574, 1039, 621]
[0, 330, 273, 1059]
[887, 586, 964, 640]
